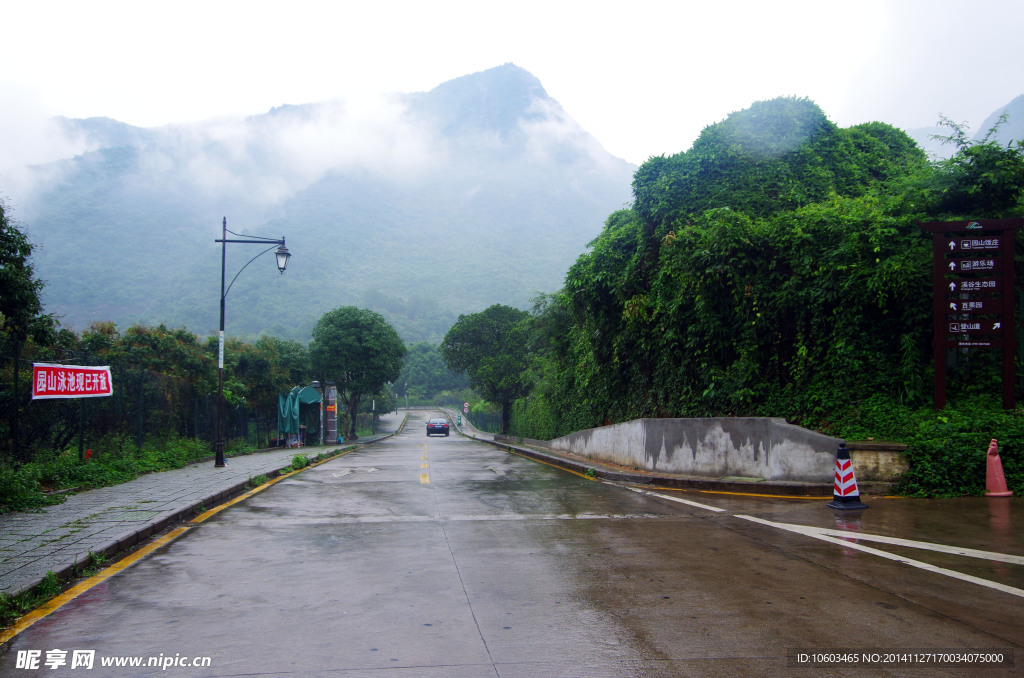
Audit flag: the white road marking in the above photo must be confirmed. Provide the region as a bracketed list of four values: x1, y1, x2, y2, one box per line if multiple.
[736, 514, 1024, 599]
[333, 467, 379, 477]
[627, 487, 727, 513]
[624, 485, 1024, 597]
[809, 527, 1024, 565]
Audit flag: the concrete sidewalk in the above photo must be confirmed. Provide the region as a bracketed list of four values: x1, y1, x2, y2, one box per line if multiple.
[0, 413, 406, 598]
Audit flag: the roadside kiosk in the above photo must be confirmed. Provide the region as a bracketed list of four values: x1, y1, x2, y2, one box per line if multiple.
[277, 385, 322, 447]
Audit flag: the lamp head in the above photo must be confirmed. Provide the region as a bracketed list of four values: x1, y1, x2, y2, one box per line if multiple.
[275, 241, 291, 274]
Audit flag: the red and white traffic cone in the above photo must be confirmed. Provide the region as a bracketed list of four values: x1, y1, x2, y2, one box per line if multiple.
[827, 442, 868, 510]
[985, 439, 1013, 497]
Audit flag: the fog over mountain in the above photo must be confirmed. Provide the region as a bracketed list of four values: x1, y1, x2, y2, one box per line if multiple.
[16, 64, 636, 343]
[905, 93, 1024, 160]
[14, 64, 1022, 344]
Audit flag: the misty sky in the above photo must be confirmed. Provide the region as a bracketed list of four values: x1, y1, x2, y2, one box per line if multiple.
[2, 0, 1023, 178]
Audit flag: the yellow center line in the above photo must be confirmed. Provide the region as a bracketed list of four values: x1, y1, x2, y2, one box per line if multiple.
[419, 439, 430, 482]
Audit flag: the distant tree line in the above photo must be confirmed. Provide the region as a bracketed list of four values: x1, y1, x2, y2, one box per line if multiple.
[395, 342, 470, 405]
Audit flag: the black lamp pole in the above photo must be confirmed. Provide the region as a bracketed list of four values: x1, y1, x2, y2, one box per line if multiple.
[215, 217, 291, 468]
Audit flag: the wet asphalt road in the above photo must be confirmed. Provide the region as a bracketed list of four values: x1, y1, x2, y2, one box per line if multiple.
[1, 410, 1022, 677]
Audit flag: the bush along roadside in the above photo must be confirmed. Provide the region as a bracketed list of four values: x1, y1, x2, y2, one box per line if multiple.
[811, 394, 1023, 497]
[897, 405, 1024, 497]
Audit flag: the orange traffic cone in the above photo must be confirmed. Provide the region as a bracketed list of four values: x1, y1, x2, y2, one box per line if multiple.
[985, 439, 1013, 497]
[827, 442, 868, 510]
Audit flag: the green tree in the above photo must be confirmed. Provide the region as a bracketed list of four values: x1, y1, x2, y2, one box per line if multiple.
[308, 307, 406, 440]
[79, 321, 119, 357]
[1, 199, 56, 462]
[439, 304, 532, 433]
[929, 115, 1024, 218]
[234, 336, 310, 413]
[115, 324, 214, 392]
[396, 342, 469, 401]
[0, 200, 52, 345]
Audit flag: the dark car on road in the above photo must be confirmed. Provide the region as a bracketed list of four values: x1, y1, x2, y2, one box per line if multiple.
[426, 418, 450, 436]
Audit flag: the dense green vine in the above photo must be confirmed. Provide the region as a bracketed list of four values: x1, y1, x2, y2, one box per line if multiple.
[511, 97, 1024, 495]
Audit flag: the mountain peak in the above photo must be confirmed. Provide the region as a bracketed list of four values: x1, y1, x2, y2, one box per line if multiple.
[407, 63, 551, 138]
[437, 63, 547, 96]
[974, 93, 1024, 144]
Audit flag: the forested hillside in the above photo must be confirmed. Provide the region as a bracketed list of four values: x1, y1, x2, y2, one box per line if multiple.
[510, 97, 1024, 496]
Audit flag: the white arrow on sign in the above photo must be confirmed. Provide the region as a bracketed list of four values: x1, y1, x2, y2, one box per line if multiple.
[948, 241, 957, 251]
[994, 322, 1002, 330]
[948, 261, 957, 271]
[950, 302, 958, 311]
[949, 282, 957, 292]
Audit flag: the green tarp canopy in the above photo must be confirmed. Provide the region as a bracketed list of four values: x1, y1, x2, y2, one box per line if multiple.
[277, 386, 322, 445]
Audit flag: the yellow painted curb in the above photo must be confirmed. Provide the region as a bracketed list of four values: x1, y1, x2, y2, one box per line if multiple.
[0, 526, 191, 645]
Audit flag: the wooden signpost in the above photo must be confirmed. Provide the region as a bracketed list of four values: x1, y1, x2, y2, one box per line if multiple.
[919, 218, 1022, 410]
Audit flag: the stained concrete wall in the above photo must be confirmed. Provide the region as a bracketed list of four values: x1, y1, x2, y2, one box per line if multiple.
[542, 418, 843, 483]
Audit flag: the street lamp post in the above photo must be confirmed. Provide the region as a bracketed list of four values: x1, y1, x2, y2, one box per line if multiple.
[215, 217, 291, 468]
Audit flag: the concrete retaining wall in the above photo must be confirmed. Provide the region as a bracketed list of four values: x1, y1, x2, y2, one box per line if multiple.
[531, 418, 844, 483]
[846, 441, 909, 481]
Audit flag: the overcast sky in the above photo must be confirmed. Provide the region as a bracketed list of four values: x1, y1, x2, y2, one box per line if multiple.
[2, 0, 1023, 172]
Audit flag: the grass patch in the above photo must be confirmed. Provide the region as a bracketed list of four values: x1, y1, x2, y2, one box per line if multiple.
[0, 570, 61, 629]
[0, 435, 259, 514]
[75, 551, 109, 578]
[246, 474, 270, 489]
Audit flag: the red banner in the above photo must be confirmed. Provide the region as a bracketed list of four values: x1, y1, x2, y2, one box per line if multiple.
[32, 363, 113, 400]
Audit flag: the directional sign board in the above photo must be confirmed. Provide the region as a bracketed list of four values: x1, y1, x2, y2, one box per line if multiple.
[947, 258, 1000, 273]
[948, 321, 1003, 334]
[947, 299, 995, 314]
[949, 236, 1002, 252]
[947, 278, 999, 294]
[920, 218, 1021, 410]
